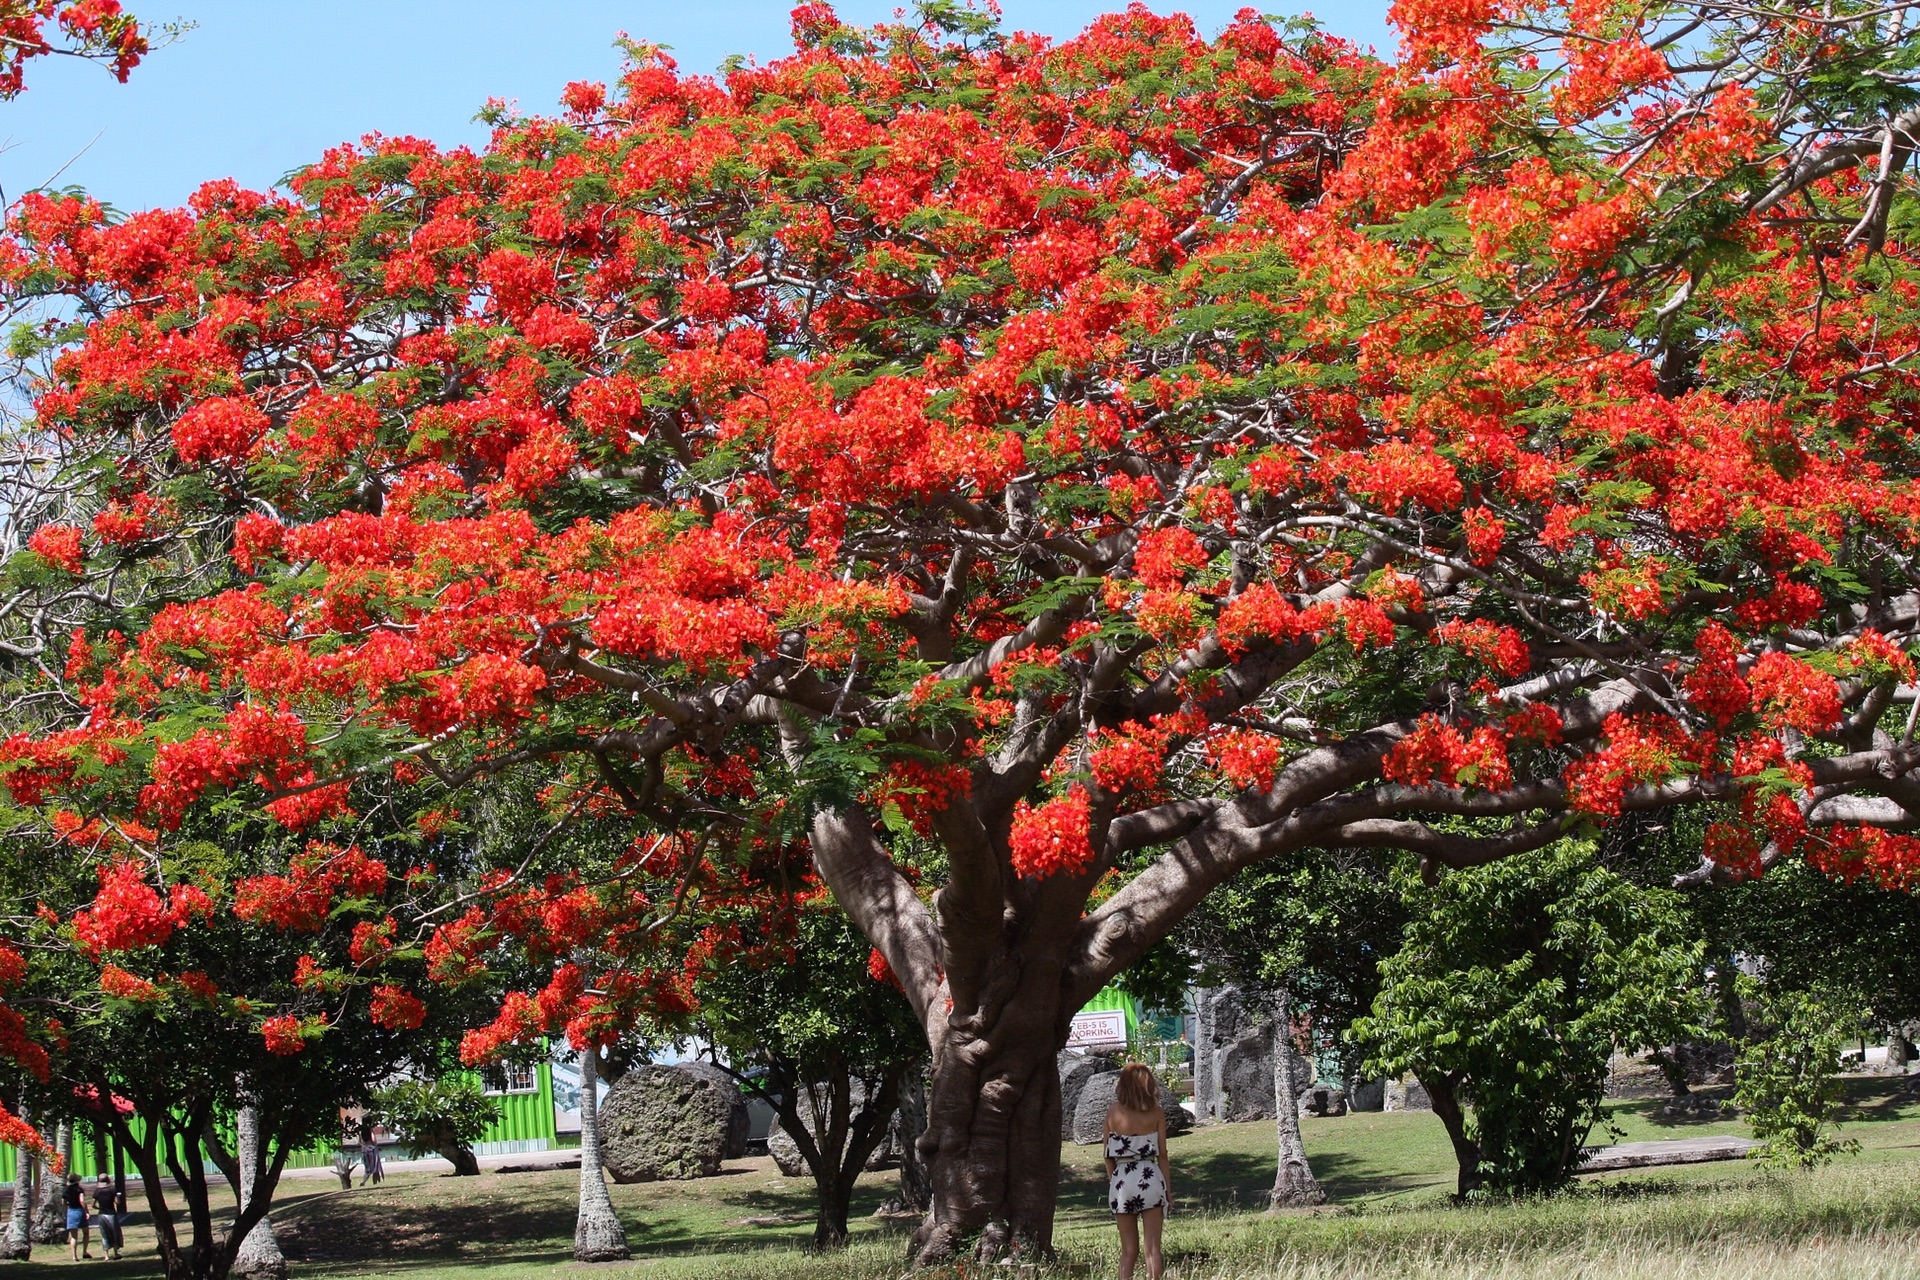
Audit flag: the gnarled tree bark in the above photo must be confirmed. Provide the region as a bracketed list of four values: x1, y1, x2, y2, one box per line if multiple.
[29, 1124, 69, 1244]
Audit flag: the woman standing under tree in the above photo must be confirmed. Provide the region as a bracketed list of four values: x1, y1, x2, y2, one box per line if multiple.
[1104, 1064, 1173, 1280]
[61, 1174, 91, 1261]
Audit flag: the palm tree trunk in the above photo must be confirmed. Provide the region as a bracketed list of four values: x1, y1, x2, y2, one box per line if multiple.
[573, 1047, 631, 1263]
[2, 1120, 33, 1260]
[1268, 992, 1326, 1208]
[231, 1101, 287, 1279]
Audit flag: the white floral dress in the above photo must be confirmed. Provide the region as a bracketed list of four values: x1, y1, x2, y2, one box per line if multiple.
[1105, 1131, 1167, 1215]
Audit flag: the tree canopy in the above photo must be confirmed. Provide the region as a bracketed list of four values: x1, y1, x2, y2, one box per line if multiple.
[2, 0, 1920, 1259]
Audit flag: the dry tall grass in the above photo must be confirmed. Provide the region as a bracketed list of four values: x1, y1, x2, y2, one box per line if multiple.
[652, 1160, 1920, 1280]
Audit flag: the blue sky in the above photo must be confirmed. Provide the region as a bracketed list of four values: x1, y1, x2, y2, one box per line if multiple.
[0, 1, 1394, 215]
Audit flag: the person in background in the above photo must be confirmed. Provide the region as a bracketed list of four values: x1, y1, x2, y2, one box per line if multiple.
[1103, 1062, 1173, 1280]
[63, 1173, 92, 1261]
[91, 1174, 124, 1259]
[359, 1121, 384, 1186]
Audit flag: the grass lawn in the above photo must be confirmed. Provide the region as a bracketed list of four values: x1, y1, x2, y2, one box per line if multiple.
[8, 1075, 1920, 1278]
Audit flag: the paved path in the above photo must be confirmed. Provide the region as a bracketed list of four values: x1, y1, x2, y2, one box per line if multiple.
[1578, 1135, 1761, 1172]
[278, 1145, 582, 1183]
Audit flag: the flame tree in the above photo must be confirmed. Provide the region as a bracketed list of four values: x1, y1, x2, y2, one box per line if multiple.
[0, 0, 147, 99]
[4, 0, 1920, 1260]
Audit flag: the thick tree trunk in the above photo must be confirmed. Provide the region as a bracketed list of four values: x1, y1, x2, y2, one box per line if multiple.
[435, 1142, 481, 1177]
[810, 1165, 860, 1251]
[1267, 996, 1325, 1208]
[1, 1130, 32, 1260]
[573, 1047, 630, 1263]
[910, 981, 1066, 1266]
[30, 1124, 69, 1244]
[230, 1103, 287, 1280]
[1422, 1073, 1483, 1197]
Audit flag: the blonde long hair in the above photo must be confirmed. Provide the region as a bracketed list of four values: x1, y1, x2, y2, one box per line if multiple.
[1115, 1062, 1160, 1113]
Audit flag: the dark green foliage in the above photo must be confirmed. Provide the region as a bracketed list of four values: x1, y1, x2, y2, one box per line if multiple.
[1355, 842, 1707, 1196]
[1178, 845, 1408, 1079]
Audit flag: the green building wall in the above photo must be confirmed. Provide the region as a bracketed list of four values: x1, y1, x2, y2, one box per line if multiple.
[0, 1059, 558, 1182]
[467, 1059, 557, 1155]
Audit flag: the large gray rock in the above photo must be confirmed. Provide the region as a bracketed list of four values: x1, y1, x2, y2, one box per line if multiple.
[599, 1064, 736, 1182]
[1348, 1076, 1386, 1112]
[1219, 1030, 1315, 1122]
[767, 1081, 898, 1178]
[1070, 1071, 1193, 1146]
[1194, 987, 1317, 1123]
[1222, 1035, 1273, 1121]
[1058, 1051, 1119, 1138]
[674, 1060, 751, 1159]
[1383, 1075, 1431, 1112]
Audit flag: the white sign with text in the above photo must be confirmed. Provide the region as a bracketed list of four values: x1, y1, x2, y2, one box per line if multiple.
[1067, 1009, 1128, 1049]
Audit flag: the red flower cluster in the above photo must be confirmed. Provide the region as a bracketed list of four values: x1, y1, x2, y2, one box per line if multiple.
[1683, 623, 1750, 727]
[0, 1, 146, 98]
[1009, 788, 1096, 879]
[234, 844, 386, 932]
[867, 947, 902, 990]
[349, 916, 397, 967]
[370, 984, 427, 1030]
[1090, 725, 1169, 794]
[1747, 653, 1843, 734]
[1810, 827, 1920, 892]
[1134, 527, 1209, 590]
[1563, 715, 1706, 817]
[98, 962, 162, 1002]
[28, 523, 84, 573]
[866, 760, 972, 835]
[1459, 506, 1504, 565]
[425, 907, 491, 983]
[70, 860, 209, 954]
[1703, 822, 1764, 881]
[1382, 715, 1511, 791]
[261, 1013, 323, 1055]
[1208, 729, 1283, 791]
[1433, 619, 1530, 678]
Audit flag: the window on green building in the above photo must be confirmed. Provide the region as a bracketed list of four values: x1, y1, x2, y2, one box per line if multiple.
[481, 1062, 538, 1095]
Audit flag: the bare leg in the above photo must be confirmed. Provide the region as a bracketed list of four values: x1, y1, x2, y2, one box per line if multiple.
[1116, 1211, 1140, 1280]
[1141, 1206, 1165, 1280]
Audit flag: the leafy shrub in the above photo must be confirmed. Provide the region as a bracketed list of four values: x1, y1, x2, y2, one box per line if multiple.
[1736, 984, 1864, 1170]
[367, 1075, 501, 1175]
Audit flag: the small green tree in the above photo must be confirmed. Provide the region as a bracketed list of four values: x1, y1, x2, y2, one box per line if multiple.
[1355, 841, 1706, 1196]
[1735, 984, 1863, 1170]
[367, 1077, 501, 1177]
[693, 888, 924, 1250]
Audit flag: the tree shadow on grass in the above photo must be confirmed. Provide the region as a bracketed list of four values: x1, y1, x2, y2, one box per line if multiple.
[278, 1174, 913, 1265]
[1308, 1150, 1450, 1203]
